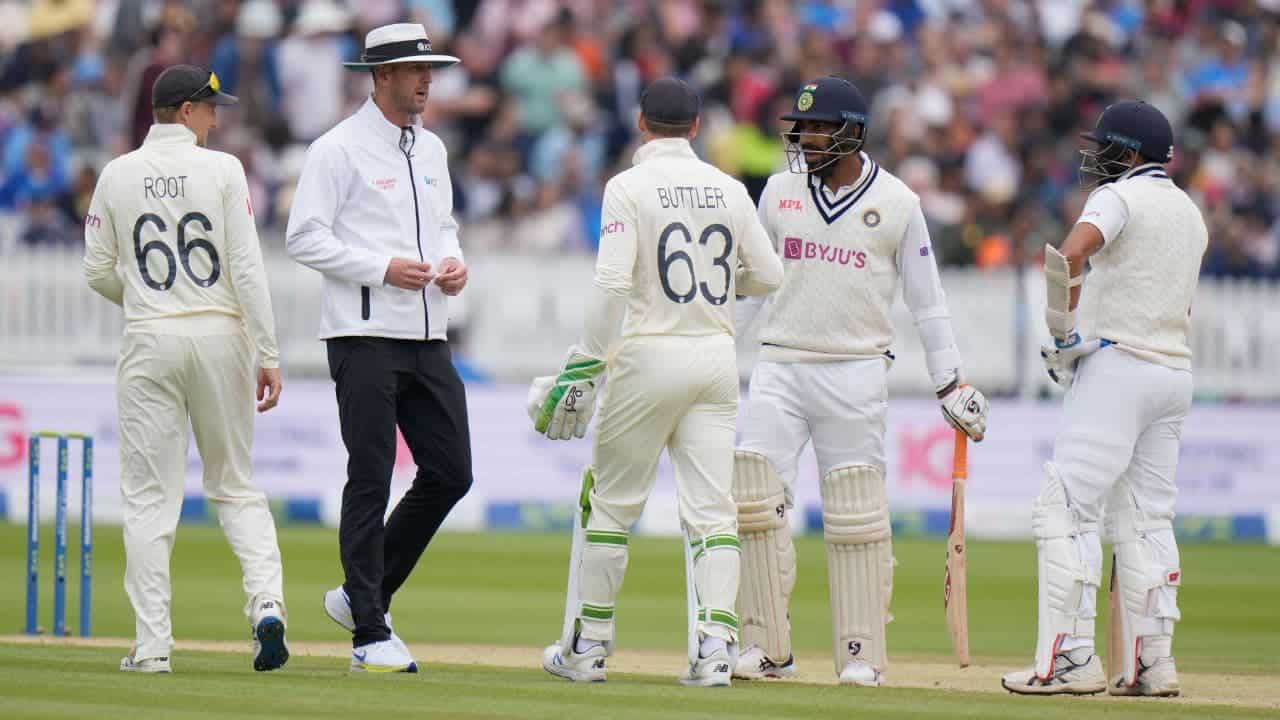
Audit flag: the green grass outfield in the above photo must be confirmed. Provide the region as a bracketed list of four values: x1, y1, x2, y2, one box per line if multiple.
[1, 524, 1277, 718]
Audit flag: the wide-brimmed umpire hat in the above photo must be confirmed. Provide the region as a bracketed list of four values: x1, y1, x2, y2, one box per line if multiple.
[342, 23, 459, 70]
[152, 65, 239, 108]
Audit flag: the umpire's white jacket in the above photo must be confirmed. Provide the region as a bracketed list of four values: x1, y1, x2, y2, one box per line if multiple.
[286, 97, 462, 340]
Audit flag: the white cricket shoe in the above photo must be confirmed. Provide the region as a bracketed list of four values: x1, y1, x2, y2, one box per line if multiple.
[1002, 649, 1106, 695]
[542, 640, 608, 682]
[681, 647, 733, 687]
[1109, 656, 1180, 697]
[733, 645, 797, 680]
[323, 586, 410, 655]
[250, 598, 289, 672]
[323, 586, 355, 631]
[838, 659, 884, 687]
[350, 639, 418, 673]
[120, 654, 171, 674]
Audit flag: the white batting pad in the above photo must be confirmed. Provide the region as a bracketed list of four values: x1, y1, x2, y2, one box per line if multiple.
[820, 464, 893, 673]
[1032, 462, 1101, 678]
[733, 450, 795, 660]
[1105, 485, 1181, 687]
[1044, 244, 1081, 338]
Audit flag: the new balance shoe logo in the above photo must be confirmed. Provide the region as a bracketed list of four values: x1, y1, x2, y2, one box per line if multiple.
[592, 659, 606, 670]
[714, 663, 730, 673]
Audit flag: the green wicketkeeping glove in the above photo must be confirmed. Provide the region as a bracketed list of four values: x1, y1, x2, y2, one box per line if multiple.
[531, 348, 606, 440]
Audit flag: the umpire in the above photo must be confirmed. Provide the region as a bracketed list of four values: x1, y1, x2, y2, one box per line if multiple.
[286, 23, 471, 673]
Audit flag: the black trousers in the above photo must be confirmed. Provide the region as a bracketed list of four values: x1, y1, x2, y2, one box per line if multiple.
[327, 337, 473, 646]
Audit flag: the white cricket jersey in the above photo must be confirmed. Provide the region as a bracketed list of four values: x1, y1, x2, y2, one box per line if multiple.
[1075, 164, 1208, 370]
[593, 138, 783, 342]
[752, 155, 956, 370]
[83, 124, 280, 368]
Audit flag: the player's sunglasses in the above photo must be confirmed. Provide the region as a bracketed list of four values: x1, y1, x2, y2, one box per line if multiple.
[182, 72, 222, 104]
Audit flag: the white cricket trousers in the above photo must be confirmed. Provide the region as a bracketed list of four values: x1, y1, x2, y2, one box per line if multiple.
[578, 334, 741, 643]
[117, 325, 284, 661]
[1055, 347, 1192, 524]
[738, 357, 890, 506]
[1053, 346, 1191, 646]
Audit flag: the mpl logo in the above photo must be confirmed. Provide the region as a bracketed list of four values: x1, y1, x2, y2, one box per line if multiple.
[778, 199, 803, 211]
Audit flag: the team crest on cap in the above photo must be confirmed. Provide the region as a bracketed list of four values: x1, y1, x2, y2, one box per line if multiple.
[863, 209, 881, 227]
[797, 92, 814, 111]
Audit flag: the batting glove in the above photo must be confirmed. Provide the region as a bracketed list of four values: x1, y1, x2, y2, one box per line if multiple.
[532, 347, 606, 440]
[1040, 332, 1110, 388]
[938, 380, 988, 442]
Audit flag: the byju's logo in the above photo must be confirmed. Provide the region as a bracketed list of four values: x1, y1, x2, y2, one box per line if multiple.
[783, 237, 867, 268]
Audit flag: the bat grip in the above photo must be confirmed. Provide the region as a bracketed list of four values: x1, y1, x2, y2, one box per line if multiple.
[953, 429, 967, 480]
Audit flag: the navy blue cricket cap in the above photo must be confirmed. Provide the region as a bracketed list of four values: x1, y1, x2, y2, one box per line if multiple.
[152, 64, 238, 108]
[1081, 100, 1173, 163]
[640, 77, 700, 125]
[781, 76, 868, 126]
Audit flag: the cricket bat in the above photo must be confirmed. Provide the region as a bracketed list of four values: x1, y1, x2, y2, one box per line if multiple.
[944, 429, 970, 667]
[1106, 553, 1120, 684]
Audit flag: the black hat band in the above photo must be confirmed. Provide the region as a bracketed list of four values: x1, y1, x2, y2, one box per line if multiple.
[362, 39, 435, 63]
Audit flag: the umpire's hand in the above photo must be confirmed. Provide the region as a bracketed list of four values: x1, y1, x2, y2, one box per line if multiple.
[257, 367, 282, 413]
[385, 258, 436, 290]
[435, 257, 468, 296]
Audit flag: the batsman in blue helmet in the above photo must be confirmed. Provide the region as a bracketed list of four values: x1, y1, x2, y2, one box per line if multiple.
[1002, 100, 1206, 697]
[730, 76, 989, 686]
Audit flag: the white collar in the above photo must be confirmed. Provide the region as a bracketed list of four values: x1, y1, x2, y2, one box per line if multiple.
[632, 137, 696, 166]
[143, 124, 197, 146]
[358, 96, 421, 150]
[819, 152, 873, 197]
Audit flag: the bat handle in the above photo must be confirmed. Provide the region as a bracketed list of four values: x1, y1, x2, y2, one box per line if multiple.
[953, 429, 967, 480]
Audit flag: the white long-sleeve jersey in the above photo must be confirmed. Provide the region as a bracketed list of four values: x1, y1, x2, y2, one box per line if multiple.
[742, 155, 962, 386]
[579, 138, 783, 359]
[83, 123, 280, 368]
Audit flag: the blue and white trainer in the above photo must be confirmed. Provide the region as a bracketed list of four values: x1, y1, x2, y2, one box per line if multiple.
[351, 639, 417, 673]
[323, 586, 410, 656]
[251, 599, 289, 672]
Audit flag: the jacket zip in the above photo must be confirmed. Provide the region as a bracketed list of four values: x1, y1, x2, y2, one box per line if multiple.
[401, 134, 429, 338]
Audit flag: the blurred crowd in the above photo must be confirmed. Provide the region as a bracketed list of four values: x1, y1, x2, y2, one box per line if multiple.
[0, 0, 1278, 278]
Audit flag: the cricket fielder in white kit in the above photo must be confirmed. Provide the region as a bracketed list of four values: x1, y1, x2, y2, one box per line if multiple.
[529, 78, 783, 686]
[1003, 101, 1206, 697]
[83, 65, 288, 673]
[731, 77, 989, 687]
